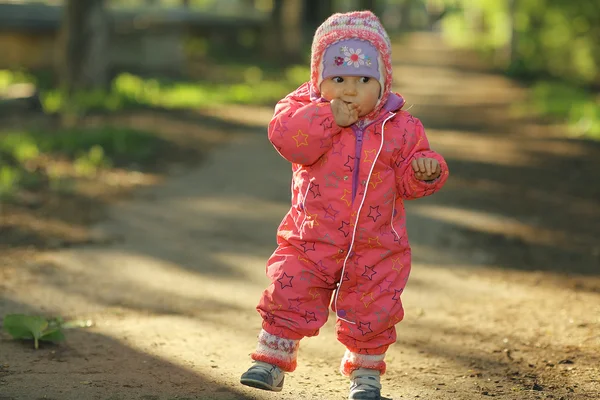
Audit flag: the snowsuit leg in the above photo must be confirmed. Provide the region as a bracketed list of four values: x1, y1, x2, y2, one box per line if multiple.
[334, 250, 412, 375]
[253, 241, 339, 372]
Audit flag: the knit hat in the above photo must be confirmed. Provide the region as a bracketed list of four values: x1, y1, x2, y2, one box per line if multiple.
[310, 11, 393, 118]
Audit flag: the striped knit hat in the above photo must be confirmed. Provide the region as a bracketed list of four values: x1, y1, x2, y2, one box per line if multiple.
[311, 11, 393, 118]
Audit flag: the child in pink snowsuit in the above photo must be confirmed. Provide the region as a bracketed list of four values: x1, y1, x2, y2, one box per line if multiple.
[241, 10, 449, 400]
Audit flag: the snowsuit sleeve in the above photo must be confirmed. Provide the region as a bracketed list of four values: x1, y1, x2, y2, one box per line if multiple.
[268, 93, 342, 166]
[393, 117, 449, 200]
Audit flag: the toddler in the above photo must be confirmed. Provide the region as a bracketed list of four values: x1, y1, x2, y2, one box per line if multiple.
[240, 10, 449, 400]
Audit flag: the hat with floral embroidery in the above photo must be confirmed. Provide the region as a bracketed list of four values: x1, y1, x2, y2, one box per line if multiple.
[310, 11, 393, 117]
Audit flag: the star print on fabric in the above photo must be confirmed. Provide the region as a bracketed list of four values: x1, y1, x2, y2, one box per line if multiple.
[338, 221, 351, 237]
[277, 272, 294, 289]
[265, 312, 276, 325]
[291, 152, 309, 164]
[273, 118, 288, 138]
[343, 271, 351, 282]
[357, 322, 373, 336]
[369, 172, 383, 189]
[363, 149, 376, 163]
[315, 260, 327, 273]
[324, 204, 340, 221]
[318, 233, 336, 245]
[315, 304, 328, 318]
[361, 292, 375, 308]
[303, 311, 317, 324]
[379, 223, 392, 236]
[320, 116, 334, 130]
[300, 269, 316, 283]
[380, 249, 392, 259]
[383, 187, 395, 204]
[344, 155, 356, 172]
[388, 314, 402, 329]
[325, 171, 342, 188]
[305, 210, 320, 226]
[332, 251, 346, 264]
[309, 183, 321, 198]
[392, 230, 401, 243]
[374, 306, 389, 323]
[392, 288, 404, 301]
[288, 297, 302, 312]
[377, 277, 394, 293]
[332, 136, 346, 156]
[298, 255, 312, 265]
[385, 137, 397, 153]
[293, 130, 309, 147]
[367, 237, 382, 248]
[350, 252, 362, 266]
[341, 189, 352, 206]
[391, 257, 404, 272]
[309, 287, 321, 299]
[362, 265, 377, 280]
[303, 107, 320, 125]
[301, 241, 316, 252]
[320, 136, 332, 149]
[367, 206, 382, 222]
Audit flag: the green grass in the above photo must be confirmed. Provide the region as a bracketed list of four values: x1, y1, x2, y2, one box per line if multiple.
[1, 65, 310, 113]
[0, 127, 170, 198]
[527, 81, 600, 140]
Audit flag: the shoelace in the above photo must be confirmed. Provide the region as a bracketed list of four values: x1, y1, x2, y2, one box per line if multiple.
[351, 375, 382, 390]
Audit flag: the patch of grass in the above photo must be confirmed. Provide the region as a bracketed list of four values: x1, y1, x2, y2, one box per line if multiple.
[528, 82, 600, 140]
[39, 65, 309, 113]
[0, 127, 170, 198]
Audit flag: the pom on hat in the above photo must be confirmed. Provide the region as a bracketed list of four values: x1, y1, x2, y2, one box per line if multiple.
[310, 11, 393, 117]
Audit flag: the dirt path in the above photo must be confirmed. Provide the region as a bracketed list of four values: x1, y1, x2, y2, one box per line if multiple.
[1, 33, 599, 400]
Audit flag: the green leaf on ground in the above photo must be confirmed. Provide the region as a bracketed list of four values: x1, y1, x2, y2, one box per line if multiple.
[2, 314, 70, 349]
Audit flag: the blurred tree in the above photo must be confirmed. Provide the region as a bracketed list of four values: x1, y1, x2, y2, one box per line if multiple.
[59, 0, 109, 124]
[438, 0, 600, 86]
[359, 0, 377, 12]
[305, 0, 334, 31]
[264, 0, 305, 63]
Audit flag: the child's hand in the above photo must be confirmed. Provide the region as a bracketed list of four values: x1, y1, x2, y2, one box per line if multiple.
[330, 99, 359, 127]
[412, 157, 441, 181]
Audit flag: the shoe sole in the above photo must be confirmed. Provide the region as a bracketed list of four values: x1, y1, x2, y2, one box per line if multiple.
[240, 377, 283, 392]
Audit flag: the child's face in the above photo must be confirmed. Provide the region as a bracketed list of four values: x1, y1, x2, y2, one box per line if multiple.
[320, 76, 381, 117]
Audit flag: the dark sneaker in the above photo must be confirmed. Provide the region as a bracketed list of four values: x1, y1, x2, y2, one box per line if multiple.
[349, 368, 382, 400]
[240, 361, 285, 392]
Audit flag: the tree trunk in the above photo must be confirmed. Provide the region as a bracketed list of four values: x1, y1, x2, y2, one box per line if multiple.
[305, 0, 334, 31]
[59, 0, 109, 123]
[359, 0, 377, 13]
[280, 0, 304, 61]
[263, 0, 305, 64]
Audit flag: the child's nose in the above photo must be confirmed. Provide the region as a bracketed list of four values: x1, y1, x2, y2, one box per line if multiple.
[343, 83, 357, 96]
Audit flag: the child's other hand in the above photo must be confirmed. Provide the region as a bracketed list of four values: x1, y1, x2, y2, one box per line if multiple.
[331, 99, 359, 127]
[412, 157, 441, 181]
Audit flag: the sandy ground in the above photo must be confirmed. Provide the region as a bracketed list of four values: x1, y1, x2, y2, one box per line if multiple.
[1, 33, 599, 400]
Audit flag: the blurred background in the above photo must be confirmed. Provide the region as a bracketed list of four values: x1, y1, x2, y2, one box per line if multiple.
[0, 0, 598, 258]
[1, 3, 599, 398]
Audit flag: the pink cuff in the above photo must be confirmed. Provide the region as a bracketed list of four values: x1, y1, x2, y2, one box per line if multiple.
[251, 329, 300, 372]
[340, 349, 386, 376]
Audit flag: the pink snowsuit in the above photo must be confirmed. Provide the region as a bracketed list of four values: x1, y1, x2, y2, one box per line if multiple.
[254, 82, 449, 374]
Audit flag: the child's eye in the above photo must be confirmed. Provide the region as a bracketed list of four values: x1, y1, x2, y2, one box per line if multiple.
[332, 77, 344, 83]
[359, 77, 371, 83]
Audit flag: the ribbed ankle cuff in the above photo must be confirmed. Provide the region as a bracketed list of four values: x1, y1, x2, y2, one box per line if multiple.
[251, 329, 300, 372]
[340, 350, 386, 376]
